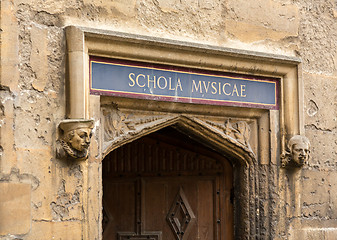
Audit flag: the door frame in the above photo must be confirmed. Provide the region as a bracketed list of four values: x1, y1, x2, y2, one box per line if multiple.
[63, 26, 304, 239]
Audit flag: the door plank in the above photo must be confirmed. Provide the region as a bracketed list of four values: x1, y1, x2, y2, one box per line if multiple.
[197, 179, 214, 240]
[103, 181, 136, 240]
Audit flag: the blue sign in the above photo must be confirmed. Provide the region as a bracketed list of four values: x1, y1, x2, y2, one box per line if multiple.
[90, 57, 279, 109]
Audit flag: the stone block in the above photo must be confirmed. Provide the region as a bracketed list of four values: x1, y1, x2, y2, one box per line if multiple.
[0, 182, 31, 235]
[25, 221, 82, 240]
[31, 25, 49, 92]
[329, 172, 337, 219]
[16, 149, 54, 221]
[305, 130, 337, 168]
[14, 92, 56, 149]
[0, 0, 19, 92]
[295, 228, 337, 240]
[325, 229, 337, 239]
[198, 0, 219, 10]
[0, 95, 16, 174]
[17, 0, 80, 14]
[301, 219, 337, 229]
[302, 203, 330, 219]
[154, 0, 181, 13]
[301, 170, 330, 206]
[83, 0, 137, 17]
[304, 73, 337, 131]
[226, 0, 299, 42]
[298, 1, 337, 74]
[302, 229, 325, 239]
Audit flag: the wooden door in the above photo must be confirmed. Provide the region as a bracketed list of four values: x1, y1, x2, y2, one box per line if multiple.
[103, 128, 233, 240]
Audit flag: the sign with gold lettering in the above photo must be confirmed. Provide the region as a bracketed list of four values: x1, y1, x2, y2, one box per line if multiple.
[90, 57, 279, 109]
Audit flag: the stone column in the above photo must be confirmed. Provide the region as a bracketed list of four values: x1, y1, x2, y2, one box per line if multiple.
[57, 26, 93, 160]
[65, 26, 89, 119]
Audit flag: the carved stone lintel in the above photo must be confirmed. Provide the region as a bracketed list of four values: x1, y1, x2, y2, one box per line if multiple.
[102, 107, 255, 160]
[205, 119, 252, 150]
[103, 108, 168, 145]
[57, 119, 94, 160]
[281, 135, 310, 168]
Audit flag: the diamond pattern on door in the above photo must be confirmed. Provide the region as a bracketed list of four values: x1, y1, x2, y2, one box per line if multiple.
[167, 188, 196, 240]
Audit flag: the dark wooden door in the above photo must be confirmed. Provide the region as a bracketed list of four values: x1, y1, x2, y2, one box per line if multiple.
[103, 128, 233, 240]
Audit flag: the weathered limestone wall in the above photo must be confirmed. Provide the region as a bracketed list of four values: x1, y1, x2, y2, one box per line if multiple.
[299, 1, 337, 239]
[0, 0, 336, 239]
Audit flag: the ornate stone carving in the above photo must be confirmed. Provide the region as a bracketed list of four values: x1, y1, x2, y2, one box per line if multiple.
[102, 108, 170, 148]
[57, 119, 94, 160]
[103, 108, 164, 141]
[103, 108, 128, 141]
[205, 119, 252, 150]
[102, 107, 255, 160]
[281, 135, 310, 168]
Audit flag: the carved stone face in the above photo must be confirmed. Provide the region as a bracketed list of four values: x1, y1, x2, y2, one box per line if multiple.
[68, 128, 92, 152]
[291, 142, 310, 166]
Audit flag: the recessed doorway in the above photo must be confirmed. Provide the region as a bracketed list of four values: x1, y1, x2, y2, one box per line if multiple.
[102, 126, 233, 240]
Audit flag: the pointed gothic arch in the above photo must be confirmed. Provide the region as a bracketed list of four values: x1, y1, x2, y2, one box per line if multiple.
[102, 121, 238, 239]
[101, 107, 259, 238]
[102, 112, 256, 167]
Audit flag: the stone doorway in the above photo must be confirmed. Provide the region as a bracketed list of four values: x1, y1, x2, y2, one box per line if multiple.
[102, 126, 234, 240]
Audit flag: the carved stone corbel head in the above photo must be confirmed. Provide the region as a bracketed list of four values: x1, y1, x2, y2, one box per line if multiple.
[281, 135, 311, 168]
[57, 119, 94, 160]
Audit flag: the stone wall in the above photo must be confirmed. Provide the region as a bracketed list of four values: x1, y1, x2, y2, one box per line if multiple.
[0, 0, 336, 239]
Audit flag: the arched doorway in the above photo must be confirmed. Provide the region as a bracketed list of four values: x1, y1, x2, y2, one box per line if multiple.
[102, 126, 233, 240]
